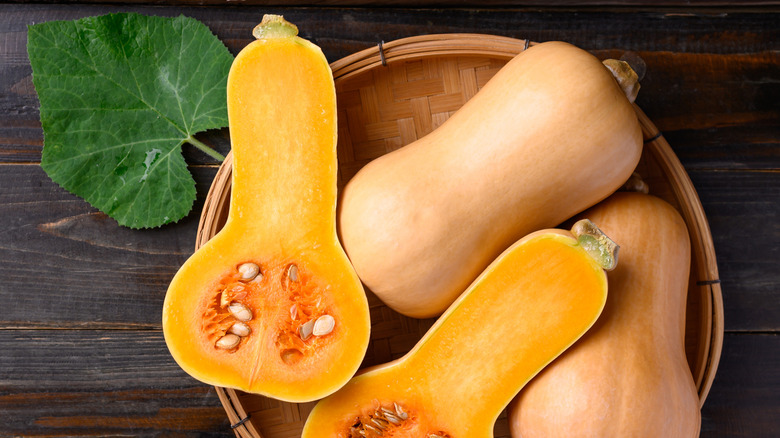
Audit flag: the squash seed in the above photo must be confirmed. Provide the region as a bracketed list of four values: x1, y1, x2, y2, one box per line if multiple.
[363, 424, 382, 436]
[220, 283, 248, 308]
[290, 303, 299, 321]
[382, 411, 402, 425]
[299, 319, 315, 341]
[371, 417, 389, 429]
[228, 302, 253, 322]
[287, 264, 299, 282]
[215, 334, 240, 350]
[312, 314, 335, 336]
[238, 262, 260, 281]
[394, 403, 408, 420]
[227, 321, 251, 337]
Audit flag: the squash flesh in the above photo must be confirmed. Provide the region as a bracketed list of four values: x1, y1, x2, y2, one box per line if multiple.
[228, 37, 337, 240]
[303, 228, 609, 437]
[162, 18, 370, 403]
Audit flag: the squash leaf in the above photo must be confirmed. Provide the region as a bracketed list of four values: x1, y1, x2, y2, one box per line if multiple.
[28, 13, 233, 228]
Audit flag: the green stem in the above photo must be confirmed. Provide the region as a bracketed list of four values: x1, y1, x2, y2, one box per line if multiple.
[253, 15, 299, 40]
[571, 219, 619, 271]
[185, 135, 225, 162]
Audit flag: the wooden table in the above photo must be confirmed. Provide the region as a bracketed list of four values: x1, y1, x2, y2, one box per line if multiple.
[1, 2, 777, 436]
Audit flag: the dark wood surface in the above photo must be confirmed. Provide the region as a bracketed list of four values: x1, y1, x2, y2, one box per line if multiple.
[1, 3, 778, 437]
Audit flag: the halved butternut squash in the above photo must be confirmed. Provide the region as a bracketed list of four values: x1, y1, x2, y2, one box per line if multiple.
[302, 220, 614, 437]
[162, 15, 370, 403]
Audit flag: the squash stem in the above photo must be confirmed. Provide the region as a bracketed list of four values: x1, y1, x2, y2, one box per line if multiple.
[621, 171, 650, 194]
[603, 59, 640, 103]
[253, 15, 299, 40]
[571, 219, 619, 271]
[185, 135, 225, 162]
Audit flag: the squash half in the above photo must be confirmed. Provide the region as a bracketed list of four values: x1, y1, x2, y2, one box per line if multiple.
[302, 220, 614, 437]
[162, 16, 370, 403]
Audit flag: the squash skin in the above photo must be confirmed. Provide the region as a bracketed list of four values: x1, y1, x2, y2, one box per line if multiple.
[162, 17, 370, 403]
[302, 226, 610, 437]
[338, 41, 643, 318]
[509, 192, 701, 437]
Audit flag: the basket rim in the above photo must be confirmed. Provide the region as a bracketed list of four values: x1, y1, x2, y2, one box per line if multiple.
[203, 33, 723, 437]
[330, 33, 534, 80]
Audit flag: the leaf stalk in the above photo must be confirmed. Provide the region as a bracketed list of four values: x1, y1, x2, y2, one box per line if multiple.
[185, 135, 225, 161]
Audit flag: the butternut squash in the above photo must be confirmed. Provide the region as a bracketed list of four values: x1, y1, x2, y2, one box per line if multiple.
[338, 41, 643, 318]
[302, 220, 615, 437]
[162, 16, 370, 402]
[509, 191, 701, 437]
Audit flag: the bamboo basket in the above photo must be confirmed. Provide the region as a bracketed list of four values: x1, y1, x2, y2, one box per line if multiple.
[196, 34, 724, 438]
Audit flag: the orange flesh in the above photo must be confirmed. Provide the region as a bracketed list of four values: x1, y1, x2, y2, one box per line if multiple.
[303, 230, 608, 437]
[228, 37, 338, 241]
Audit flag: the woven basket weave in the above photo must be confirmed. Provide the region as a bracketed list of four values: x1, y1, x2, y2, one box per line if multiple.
[196, 34, 724, 438]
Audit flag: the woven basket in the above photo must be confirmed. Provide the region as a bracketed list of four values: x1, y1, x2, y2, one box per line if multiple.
[196, 34, 724, 438]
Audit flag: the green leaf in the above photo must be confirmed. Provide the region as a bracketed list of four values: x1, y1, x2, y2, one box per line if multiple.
[28, 13, 233, 228]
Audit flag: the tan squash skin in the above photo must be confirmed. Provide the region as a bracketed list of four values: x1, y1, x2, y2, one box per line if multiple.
[509, 192, 701, 437]
[302, 223, 614, 438]
[338, 41, 643, 318]
[162, 16, 370, 403]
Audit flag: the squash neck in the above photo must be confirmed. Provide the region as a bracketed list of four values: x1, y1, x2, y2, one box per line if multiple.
[225, 28, 338, 241]
[399, 233, 608, 423]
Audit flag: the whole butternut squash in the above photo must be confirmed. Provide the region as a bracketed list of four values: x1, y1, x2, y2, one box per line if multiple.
[162, 16, 370, 402]
[338, 41, 643, 318]
[302, 220, 616, 438]
[509, 191, 701, 437]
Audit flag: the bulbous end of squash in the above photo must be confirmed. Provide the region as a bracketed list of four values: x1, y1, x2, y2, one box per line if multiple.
[571, 219, 619, 271]
[602, 59, 640, 103]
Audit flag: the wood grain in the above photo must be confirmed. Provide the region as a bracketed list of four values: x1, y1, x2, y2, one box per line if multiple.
[0, 163, 215, 329]
[2, 7, 777, 167]
[700, 333, 780, 438]
[0, 330, 774, 437]
[0, 330, 232, 436]
[688, 169, 780, 332]
[4, 1, 779, 7]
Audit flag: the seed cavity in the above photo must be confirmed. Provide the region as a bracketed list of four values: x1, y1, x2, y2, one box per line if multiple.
[280, 348, 303, 365]
[228, 321, 251, 337]
[215, 334, 241, 350]
[238, 262, 261, 281]
[313, 314, 335, 336]
[228, 302, 253, 322]
[220, 282, 248, 308]
[346, 402, 425, 438]
[299, 319, 315, 341]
